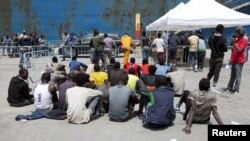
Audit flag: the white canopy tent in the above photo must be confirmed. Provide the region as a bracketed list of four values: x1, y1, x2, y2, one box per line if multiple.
[146, 2, 185, 31]
[148, 0, 250, 31]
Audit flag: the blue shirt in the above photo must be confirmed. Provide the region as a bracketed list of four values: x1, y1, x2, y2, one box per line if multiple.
[145, 86, 176, 125]
[155, 64, 170, 76]
[69, 60, 86, 72]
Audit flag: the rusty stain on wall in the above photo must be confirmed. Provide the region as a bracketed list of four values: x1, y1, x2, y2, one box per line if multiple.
[15, 0, 40, 34]
[0, 1, 11, 34]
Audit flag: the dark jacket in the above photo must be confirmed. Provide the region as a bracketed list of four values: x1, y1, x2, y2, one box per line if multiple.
[208, 32, 228, 58]
[7, 76, 31, 104]
[145, 87, 176, 125]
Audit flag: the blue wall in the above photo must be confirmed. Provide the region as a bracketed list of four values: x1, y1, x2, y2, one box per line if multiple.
[2, 0, 188, 40]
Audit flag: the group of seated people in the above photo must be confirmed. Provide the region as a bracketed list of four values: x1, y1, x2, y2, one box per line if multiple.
[7, 56, 223, 134]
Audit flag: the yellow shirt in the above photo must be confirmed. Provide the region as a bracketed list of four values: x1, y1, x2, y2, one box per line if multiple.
[121, 35, 133, 50]
[90, 71, 108, 87]
[126, 74, 139, 91]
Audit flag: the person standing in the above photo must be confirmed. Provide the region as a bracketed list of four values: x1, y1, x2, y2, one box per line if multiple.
[152, 33, 166, 64]
[121, 33, 133, 65]
[197, 32, 207, 72]
[207, 24, 228, 87]
[224, 27, 248, 94]
[187, 32, 199, 71]
[141, 31, 150, 60]
[90, 29, 105, 67]
[168, 32, 178, 66]
[103, 33, 115, 64]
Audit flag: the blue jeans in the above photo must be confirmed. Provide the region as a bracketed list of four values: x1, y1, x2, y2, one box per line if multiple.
[188, 52, 197, 68]
[197, 51, 206, 69]
[62, 46, 67, 60]
[142, 46, 150, 60]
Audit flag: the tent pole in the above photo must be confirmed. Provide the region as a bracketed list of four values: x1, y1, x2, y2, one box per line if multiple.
[166, 24, 169, 64]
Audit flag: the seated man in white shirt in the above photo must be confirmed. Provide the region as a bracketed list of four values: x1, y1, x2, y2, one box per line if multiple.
[66, 73, 103, 124]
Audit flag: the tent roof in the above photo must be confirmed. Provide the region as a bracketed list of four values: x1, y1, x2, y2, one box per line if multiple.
[167, 0, 250, 29]
[147, 0, 250, 31]
[146, 2, 185, 31]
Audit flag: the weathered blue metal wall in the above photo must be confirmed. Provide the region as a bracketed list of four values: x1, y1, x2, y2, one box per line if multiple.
[0, 0, 188, 40]
[1, 0, 249, 40]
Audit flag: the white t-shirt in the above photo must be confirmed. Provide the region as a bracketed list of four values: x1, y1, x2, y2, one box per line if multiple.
[66, 86, 103, 124]
[34, 84, 53, 110]
[86, 64, 94, 74]
[153, 38, 165, 52]
[166, 71, 185, 95]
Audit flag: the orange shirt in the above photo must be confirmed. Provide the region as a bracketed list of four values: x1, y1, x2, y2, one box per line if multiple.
[121, 35, 133, 50]
[140, 64, 149, 75]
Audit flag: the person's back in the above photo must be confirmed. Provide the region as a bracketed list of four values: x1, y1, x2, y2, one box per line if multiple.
[153, 38, 165, 52]
[190, 89, 217, 123]
[126, 74, 139, 91]
[166, 68, 185, 96]
[58, 73, 75, 110]
[103, 36, 114, 49]
[188, 35, 199, 52]
[208, 32, 228, 58]
[144, 75, 176, 128]
[66, 73, 103, 124]
[121, 35, 133, 50]
[91, 35, 103, 51]
[90, 64, 108, 87]
[7, 69, 33, 107]
[140, 64, 149, 75]
[108, 85, 135, 121]
[155, 64, 170, 76]
[108, 71, 138, 122]
[34, 83, 53, 110]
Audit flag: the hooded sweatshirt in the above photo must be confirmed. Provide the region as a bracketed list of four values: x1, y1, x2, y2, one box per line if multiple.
[208, 32, 228, 58]
[7, 76, 30, 104]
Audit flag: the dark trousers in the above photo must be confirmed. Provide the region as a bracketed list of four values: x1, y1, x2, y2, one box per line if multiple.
[227, 64, 244, 92]
[9, 98, 34, 107]
[207, 57, 223, 86]
[94, 51, 105, 65]
[183, 46, 189, 63]
[197, 51, 206, 69]
[178, 90, 191, 120]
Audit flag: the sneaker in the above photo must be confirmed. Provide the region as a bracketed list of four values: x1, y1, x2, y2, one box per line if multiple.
[232, 90, 239, 94]
[175, 104, 180, 112]
[223, 88, 233, 93]
[210, 86, 221, 94]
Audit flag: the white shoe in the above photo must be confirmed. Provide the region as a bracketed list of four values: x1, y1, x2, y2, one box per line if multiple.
[210, 86, 221, 94]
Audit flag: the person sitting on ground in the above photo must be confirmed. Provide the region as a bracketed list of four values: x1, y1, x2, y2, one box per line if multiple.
[140, 58, 150, 75]
[69, 56, 87, 72]
[34, 73, 58, 110]
[124, 57, 141, 77]
[137, 65, 158, 117]
[107, 71, 139, 122]
[182, 78, 223, 134]
[46, 56, 60, 73]
[66, 73, 103, 124]
[7, 68, 34, 107]
[106, 57, 115, 81]
[155, 59, 170, 76]
[58, 73, 75, 110]
[90, 64, 108, 87]
[166, 66, 185, 97]
[143, 75, 176, 129]
[86, 58, 98, 74]
[50, 64, 67, 87]
[109, 62, 123, 87]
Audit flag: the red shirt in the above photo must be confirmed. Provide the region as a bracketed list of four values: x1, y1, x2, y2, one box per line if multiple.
[124, 63, 140, 76]
[231, 37, 248, 64]
[140, 64, 149, 75]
